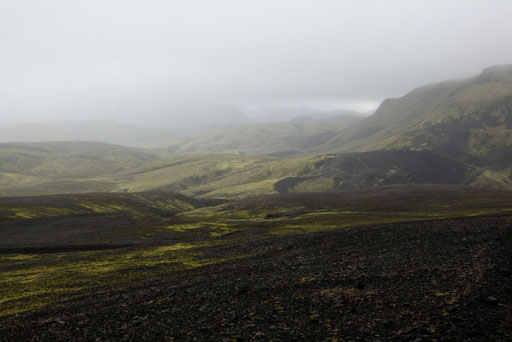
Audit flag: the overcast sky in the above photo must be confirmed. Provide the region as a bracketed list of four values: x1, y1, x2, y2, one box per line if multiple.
[1, 0, 512, 126]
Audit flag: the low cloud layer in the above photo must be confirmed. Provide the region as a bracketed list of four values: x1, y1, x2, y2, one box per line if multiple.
[2, 0, 512, 126]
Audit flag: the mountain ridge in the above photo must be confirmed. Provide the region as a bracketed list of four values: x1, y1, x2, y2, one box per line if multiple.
[315, 65, 512, 157]
[1, 65, 512, 196]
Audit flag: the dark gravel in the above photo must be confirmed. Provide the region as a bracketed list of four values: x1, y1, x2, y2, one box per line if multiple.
[1, 216, 511, 341]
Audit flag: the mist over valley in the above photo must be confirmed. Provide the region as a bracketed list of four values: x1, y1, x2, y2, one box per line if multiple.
[1, 1, 512, 340]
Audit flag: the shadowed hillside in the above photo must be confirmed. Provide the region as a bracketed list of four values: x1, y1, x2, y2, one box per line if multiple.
[303, 65, 512, 189]
[317, 65, 512, 156]
[174, 184, 512, 236]
[112, 150, 475, 198]
[0, 145, 496, 198]
[0, 191, 216, 249]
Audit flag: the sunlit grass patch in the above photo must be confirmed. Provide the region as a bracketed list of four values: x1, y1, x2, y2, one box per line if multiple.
[0, 206, 77, 221]
[77, 202, 126, 214]
[0, 240, 245, 318]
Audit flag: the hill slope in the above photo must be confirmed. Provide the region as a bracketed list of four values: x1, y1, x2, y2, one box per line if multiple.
[0, 191, 212, 248]
[164, 115, 362, 156]
[0, 142, 161, 196]
[113, 150, 471, 198]
[0, 144, 491, 198]
[318, 65, 512, 162]
[2, 66, 512, 196]
[310, 65, 512, 189]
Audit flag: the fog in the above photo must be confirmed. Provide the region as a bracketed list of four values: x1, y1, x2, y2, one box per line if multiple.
[1, 0, 512, 127]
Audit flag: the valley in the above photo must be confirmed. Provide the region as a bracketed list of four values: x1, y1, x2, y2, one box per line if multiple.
[3, 0, 512, 339]
[2, 67, 512, 198]
[1, 66, 512, 340]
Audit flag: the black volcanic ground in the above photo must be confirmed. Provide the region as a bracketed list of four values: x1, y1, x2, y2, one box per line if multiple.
[1, 216, 511, 341]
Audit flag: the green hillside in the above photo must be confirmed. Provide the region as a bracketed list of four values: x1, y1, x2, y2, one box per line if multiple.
[111, 149, 472, 198]
[1, 66, 512, 196]
[114, 154, 316, 198]
[0, 142, 161, 196]
[310, 65, 512, 189]
[318, 65, 512, 155]
[164, 119, 361, 156]
[0, 143, 498, 198]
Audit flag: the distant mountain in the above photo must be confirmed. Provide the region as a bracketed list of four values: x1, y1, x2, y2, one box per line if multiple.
[0, 121, 177, 148]
[2, 66, 512, 197]
[164, 115, 362, 156]
[0, 123, 76, 143]
[0, 109, 253, 148]
[164, 123, 331, 155]
[60, 121, 175, 148]
[290, 113, 363, 129]
[247, 106, 364, 123]
[160, 104, 253, 135]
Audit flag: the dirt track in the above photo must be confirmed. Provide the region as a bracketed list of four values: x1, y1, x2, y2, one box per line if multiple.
[1, 216, 511, 341]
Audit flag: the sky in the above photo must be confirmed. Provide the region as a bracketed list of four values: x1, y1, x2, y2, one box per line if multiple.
[1, 0, 512, 127]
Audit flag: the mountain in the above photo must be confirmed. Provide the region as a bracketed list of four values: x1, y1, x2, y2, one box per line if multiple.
[0, 123, 76, 143]
[164, 114, 363, 156]
[160, 104, 253, 135]
[318, 66, 512, 159]
[289, 112, 363, 129]
[0, 113, 253, 148]
[164, 123, 334, 156]
[60, 121, 175, 148]
[0, 121, 177, 148]
[310, 65, 512, 187]
[246, 106, 364, 123]
[2, 66, 512, 197]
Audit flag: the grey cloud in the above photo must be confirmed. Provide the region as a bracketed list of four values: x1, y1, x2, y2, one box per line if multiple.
[1, 0, 512, 126]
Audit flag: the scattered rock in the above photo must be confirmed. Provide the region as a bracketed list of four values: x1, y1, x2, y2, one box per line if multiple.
[487, 296, 499, 305]
[237, 286, 250, 296]
[1, 216, 511, 341]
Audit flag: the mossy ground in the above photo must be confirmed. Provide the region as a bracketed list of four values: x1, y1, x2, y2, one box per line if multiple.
[0, 241, 245, 317]
[1, 185, 512, 319]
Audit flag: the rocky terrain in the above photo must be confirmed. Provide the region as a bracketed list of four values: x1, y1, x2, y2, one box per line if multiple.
[1, 216, 510, 341]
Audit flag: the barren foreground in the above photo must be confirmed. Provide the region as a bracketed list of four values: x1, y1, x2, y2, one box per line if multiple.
[1, 216, 511, 341]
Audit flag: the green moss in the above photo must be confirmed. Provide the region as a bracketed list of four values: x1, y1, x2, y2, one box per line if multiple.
[0, 240, 248, 318]
[0, 206, 76, 221]
[2, 185, 512, 318]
